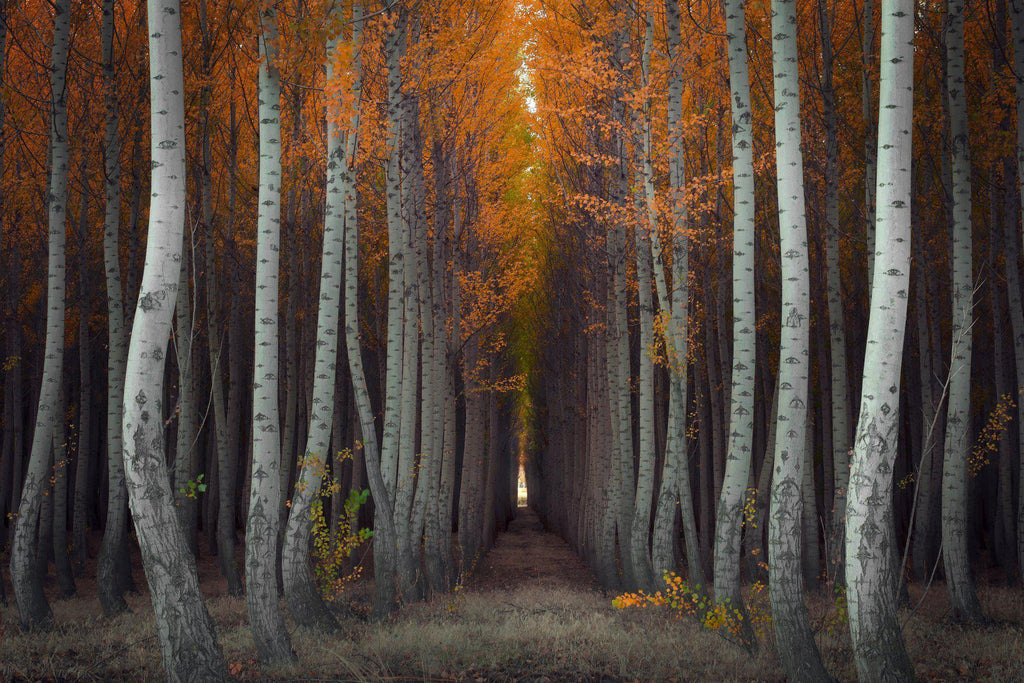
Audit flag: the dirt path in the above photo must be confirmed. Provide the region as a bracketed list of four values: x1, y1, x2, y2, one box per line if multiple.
[468, 507, 598, 594]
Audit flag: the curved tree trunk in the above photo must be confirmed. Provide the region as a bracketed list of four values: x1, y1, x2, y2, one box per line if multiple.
[281, 1, 369, 628]
[767, 1, 830, 679]
[121, 0, 226, 675]
[10, 0, 71, 631]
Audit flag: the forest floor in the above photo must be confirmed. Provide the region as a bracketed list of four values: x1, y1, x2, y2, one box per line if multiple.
[1, 508, 1023, 682]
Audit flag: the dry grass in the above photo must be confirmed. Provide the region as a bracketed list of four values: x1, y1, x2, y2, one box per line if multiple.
[1, 513, 1022, 682]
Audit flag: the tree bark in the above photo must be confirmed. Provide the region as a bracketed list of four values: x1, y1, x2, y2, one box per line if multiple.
[246, 5, 296, 662]
[844, 0, 917, 675]
[121, 0, 226, 674]
[713, 0, 756, 614]
[941, 0, 985, 623]
[767, 1, 830, 679]
[10, 0, 71, 630]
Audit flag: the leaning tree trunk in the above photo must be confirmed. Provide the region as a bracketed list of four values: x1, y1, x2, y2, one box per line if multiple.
[120, 0, 226, 676]
[338, 2, 398, 616]
[10, 0, 71, 631]
[941, 0, 985, 624]
[246, 5, 295, 663]
[844, 0, 916, 676]
[767, 1, 831, 680]
[281, 1, 365, 629]
[713, 0, 756, 613]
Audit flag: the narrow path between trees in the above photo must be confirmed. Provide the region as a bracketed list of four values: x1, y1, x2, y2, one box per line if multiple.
[467, 507, 597, 594]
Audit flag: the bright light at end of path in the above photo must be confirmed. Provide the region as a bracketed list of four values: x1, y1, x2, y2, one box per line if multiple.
[518, 466, 528, 506]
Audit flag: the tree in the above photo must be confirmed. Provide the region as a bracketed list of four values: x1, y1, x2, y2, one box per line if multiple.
[843, 0, 916, 677]
[246, 1, 295, 663]
[96, 0, 131, 616]
[119, 0, 226, 675]
[713, 0, 756, 614]
[767, 0, 831, 679]
[9, 0, 71, 631]
[941, 0, 985, 624]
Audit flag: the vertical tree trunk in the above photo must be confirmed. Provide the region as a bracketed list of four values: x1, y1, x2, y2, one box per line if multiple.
[844, 0, 916, 675]
[10, 0, 71, 630]
[219, 72, 244, 597]
[820, 0, 853, 587]
[53, 383, 76, 597]
[121, 0, 226, 673]
[1009, 0, 1024, 585]
[96, 0, 130, 615]
[767, 1, 830, 679]
[246, 5, 296, 662]
[941, 0, 985, 623]
[713, 0, 756, 613]
[73, 179, 92, 576]
[862, 0, 878, 283]
[911, 221, 941, 582]
[173, 257, 197, 552]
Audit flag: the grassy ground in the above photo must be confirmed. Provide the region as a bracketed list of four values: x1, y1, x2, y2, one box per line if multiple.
[2, 509, 1023, 682]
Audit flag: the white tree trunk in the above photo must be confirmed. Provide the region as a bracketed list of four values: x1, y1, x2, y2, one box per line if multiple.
[713, 0, 756, 612]
[844, 1, 916, 675]
[767, 1, 830, 679]
[10, 0, 71, 631]
[281, 1, 365, 630]
[247, 4, 295, 663]
[341, 3, 399, 617]
[941, 0, 985, 623]
[121, 0, 225, 675]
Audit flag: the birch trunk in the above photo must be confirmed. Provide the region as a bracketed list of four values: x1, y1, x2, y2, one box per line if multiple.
[380, 4, 407, 500]
[219, 74, 244, 597]
[339, 2, 398, 616]
[768, 1, 830, 678]
[10, 0, 71, 630]
[246, 5, 295, 661]
[941, 0, 985, 623]
[121, 0, 226, 675]
[844, 0, 916, 675]
[173, 257, 197, 552]
[281, 1, 357, 629]
[96, 0, 129, 615]
[73, 185, 92, 576]
[713, 0, 756, 611]
[820, 0, 853, 587]
[862, 0, 877, 283]
[53, 385, 75, 597]
[631, 173, 658, 592]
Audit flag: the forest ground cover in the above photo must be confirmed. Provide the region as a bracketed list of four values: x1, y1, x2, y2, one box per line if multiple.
[1, 508, 1022, 682]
